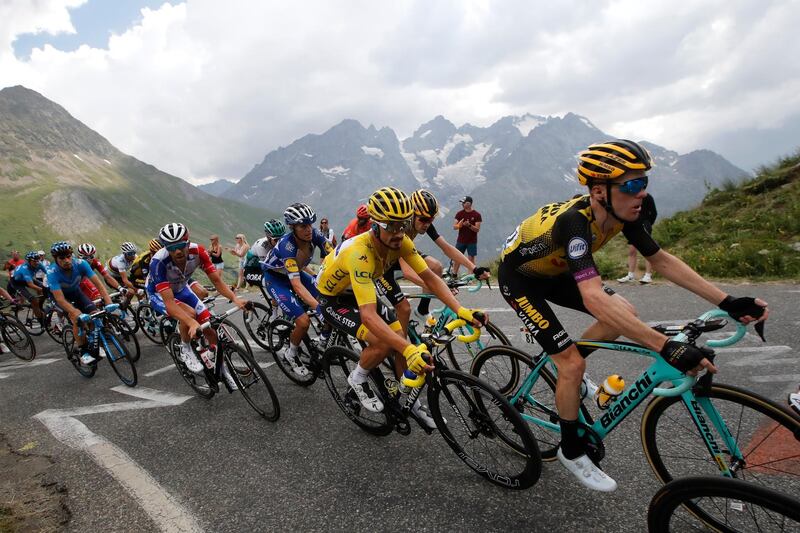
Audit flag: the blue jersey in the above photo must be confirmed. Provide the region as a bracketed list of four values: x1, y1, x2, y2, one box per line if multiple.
[46, 258, 95, 292]
[261, 230, 331, 279]
[12, 262, 46, 284]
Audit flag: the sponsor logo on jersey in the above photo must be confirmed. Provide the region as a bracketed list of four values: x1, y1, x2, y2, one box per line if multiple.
[353, 270, 371, 283]
[567, 237, 588, 259]
[325, 306, 357, 328]
[358, 254, 368, 262]
[519, 242, 548, 257]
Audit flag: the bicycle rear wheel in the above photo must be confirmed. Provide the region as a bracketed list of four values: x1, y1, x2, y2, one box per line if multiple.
[648, 475, 800, 532]
[243, 301, 272, 350]
[446, 320, 510, 371]
[44, 308, 66, 344]
[224, 343, 280, 421]
[642, 383, 800, 530]
[428, 369, 542, 489]
[1, 316, 36, 361]
[322, 345, 392, 436]
[167, 333, 214, 399]
[15, 305, 44, 336]
[104, 331, 137, 387]
[135, 304, 162, 344]
[266, 319, 317, 386]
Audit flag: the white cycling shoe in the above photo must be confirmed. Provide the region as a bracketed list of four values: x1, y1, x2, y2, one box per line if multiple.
[221, 365, 238, 391]
[411, 400, 438, 430]
[557, 448, 617, 492]
[80, 353, 97, 365]
[616, 273, 635, 283]
[789, 391, 800, 415]
[179, 344, 203, 373]
[284, 348, 309, 377]
[347, 374, 384, 413]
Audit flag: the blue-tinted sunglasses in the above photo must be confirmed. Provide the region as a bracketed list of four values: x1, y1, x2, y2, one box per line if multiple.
[165, 242, 188, 251]
[617, 175, 648, 195]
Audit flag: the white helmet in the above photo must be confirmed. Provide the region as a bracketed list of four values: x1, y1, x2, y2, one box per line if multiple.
[283, 203, 316, 225]
[78, 243, 97, 258]
[120, 242, 137, 255]
[159, 223, 189, 245]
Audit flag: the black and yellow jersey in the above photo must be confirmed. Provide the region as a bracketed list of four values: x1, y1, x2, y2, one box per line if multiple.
[500, 194, 659, 281]
[316, 231, 428, 305]
[128, 252, 153, 284]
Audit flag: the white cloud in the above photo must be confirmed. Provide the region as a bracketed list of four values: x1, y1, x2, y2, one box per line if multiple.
[1, 0, 799, 181]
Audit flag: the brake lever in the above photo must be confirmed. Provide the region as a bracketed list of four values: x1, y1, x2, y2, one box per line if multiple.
[754, 321, 766, 342]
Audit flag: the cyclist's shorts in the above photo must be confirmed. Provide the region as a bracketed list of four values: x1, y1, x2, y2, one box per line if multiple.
[263, 270, 318, 319]
[8, 279, 41, 302]
[498, 262, 615, 355]
[61, 287, 97, 314]
[319, 293, 400, 342]
[148, 286, 210, 323]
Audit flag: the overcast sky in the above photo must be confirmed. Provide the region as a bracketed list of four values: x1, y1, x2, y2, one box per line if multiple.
[1, 0, 799, 184]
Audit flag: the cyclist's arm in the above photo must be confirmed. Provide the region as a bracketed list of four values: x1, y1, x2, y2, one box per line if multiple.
[101, 271, 121, 290]
[417, 268, 479, 322]
[290, 276, 319, 309]
[398, 259, 425, 287]
[89, 273, 113, 306]
[25, 279, 44, 294]
[118, 271, 134, 289]
[433, 235, 474, 271]
[0, 286, 11, 301]
[647, 250, 728, 306]
[206, 264, 246, 309]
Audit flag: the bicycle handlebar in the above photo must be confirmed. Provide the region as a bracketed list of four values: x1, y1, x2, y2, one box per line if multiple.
[696, 310, 748, 347]
[444, 318, 482, 343]
[652, 376, 696, 397]
[197, 302, 248, 334]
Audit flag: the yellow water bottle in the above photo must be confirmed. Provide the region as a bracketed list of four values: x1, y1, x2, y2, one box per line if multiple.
[595, 374, 625, 410]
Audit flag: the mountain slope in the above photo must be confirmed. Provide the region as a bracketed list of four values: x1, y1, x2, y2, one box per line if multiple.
[198, 178, 235, 197]
[0, 86, 271, 257]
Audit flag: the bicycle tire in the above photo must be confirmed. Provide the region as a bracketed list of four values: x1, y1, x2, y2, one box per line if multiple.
[243, 301, 273, 350]
[647, 475, 800, 532]
[108, 316, 141, 362]
[61, 326, 97, 378]
[104, 330, 137, 387]
[428, 368, 542, 489]
[266, 319, 317, 386]
[166, 333, 214, 399]
[1, 316, 36, 361]
[218, 318, 253, 357]
[118, 304, 140, 334]
[44, 308, 66, 344]
[15, 305, 44, 336]
[159, 317, 177, 346]
[471, 344, 593, 461]
[641, 382, 800, 530]
[223, 343, 280, 421]
[445, 320, 511, 371]
[322, 345, 392, 436]
[135, 304, 162, 344]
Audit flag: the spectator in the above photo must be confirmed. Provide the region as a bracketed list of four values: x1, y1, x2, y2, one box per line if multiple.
[319, 217, 337, 259]
[226, 234, 250, 290]
[209, 235, 224, 272]
[617, 193, 658, 284]
[452, 196, 482, 276]
[4, 250, 23, 278]
[341, 204, 371, 241]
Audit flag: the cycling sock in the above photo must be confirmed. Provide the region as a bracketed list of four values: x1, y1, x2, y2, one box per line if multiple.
[559, 419, 583, 459]
[349, 363, 370, 385]
[417, 297, 431, 316]
[287, 342, 299, 355]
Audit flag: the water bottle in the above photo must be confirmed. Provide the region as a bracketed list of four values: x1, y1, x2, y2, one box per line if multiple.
[424, 315, 437, 333]
[594, 374, 625, 410]
[198, 348, 214, 369]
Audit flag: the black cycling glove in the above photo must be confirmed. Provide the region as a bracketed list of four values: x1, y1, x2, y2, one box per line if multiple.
[660, 340, 707, 373]
[472, 266, 490, 278]
[718, 295, 765, 321]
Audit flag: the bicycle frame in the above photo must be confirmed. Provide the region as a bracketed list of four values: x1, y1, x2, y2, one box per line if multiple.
[511, 310, 748, 477]
[78, 313, 127, 363]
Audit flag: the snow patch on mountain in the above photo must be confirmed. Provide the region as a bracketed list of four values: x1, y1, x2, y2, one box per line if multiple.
[318, 165, 350, 181]
[401, 151, 429, 187]
[262, 175, 277, 182]
[434, 143, 491, 189]
[513, 115, 545, 136]
[419, 129, 432, 138]
[361, 146, 384, 158]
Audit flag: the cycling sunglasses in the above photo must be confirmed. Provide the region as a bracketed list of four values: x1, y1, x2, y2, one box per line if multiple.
[416, 216, 434, 224]
[375, 219, 411, 234]
[165, 242, 188, 251]
[616, 175, 648, 195]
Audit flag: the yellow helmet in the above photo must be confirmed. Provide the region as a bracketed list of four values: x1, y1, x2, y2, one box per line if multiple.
[148, 238, 163, 254]
[577, 139, 652, 185]
[411, 189, 439, 218]
[368, 187, 413, 222]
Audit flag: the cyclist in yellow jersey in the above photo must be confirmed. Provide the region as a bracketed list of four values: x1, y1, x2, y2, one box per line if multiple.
[317, 187, 486, 421]
[499, 139, 769, 492]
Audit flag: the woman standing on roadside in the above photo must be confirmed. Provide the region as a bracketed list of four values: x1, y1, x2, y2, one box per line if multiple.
[209, 235, 224, 272]
[227, 234, 249, 290]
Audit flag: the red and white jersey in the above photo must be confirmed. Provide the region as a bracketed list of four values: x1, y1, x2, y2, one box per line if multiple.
[147, 243, 216, 294]
[87, 257, 109, 277]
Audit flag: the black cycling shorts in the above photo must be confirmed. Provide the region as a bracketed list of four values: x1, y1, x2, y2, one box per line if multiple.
[61, 288, 97, 314]
[498, 262, 615, 355]
[319, 293, 400, 342]
[8, 279, 42, 302]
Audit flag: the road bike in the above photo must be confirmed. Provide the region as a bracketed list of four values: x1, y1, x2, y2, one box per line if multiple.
[167, 305, 280, 421]
[0, 312, 36, 361]
[471, 310, 800, 527]
[647, 475, 800, 532]
[323, 319, 542, 490]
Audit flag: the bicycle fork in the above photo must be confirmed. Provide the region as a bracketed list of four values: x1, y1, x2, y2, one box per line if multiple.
[680, 390, 740, 477]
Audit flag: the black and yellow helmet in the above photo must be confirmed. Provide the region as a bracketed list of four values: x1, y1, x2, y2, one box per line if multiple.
[148, 238, 163, 254]
[368, 187, 413, 223]
[577, 139, 652, 185]
[411, 189, 439, 218]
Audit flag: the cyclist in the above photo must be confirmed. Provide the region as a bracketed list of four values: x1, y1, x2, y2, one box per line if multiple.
[77, 243, 123, 300]
[148, 223, 247, 387]
[108, 242, 139, 307]
[128, 239, 162, 290]
[498, 139, 769, 491]
[245, 219, 285, 320]
[8, 251, 47, 322]
[3, 250, 23, 278]
[341, 204, 371, 241]
[377, 189, 491, 328]
[316, 187, 486, 427]
[261, 204, 332, 376]
[46, 242, 114, 365]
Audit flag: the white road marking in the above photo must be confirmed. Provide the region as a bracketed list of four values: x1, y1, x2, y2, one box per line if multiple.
[720, 345, 796, 367]
[35, 388, 202, 533]
[750, 374, 800, 383]
[0, 357, 59, 369]
[0, 373, 9, 379]
[145, 364, 176, 377]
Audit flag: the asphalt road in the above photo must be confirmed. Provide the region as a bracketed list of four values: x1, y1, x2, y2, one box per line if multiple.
[1, 280, 798, 532]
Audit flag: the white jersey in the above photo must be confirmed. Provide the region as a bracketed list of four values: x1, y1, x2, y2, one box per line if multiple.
[250, 237, 275, 262]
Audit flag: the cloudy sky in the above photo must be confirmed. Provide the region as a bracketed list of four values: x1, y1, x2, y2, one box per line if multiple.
[1, 0, 799, 184]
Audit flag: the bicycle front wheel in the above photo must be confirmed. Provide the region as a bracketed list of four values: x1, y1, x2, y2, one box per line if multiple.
[135, 304, 162, 344]
[44, 308, 65, 344]
[15, 305, 44, 336]
[648, 475, 800, 532]
[224, 343, 280, 421]
[642, 382, 800, 530]
[428, 369, 542, 490]
[104, 331, 137, 387]
[166, 333, 214, 399]
[446, 320, 510, 371]
[243, 301, 272, 350]
[1, 316, 36, 361]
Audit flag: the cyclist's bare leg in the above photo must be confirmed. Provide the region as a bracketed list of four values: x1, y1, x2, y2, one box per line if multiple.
[290, 312, 310, 346]
[191, 283, 209, 300]
[396, 298, 411, 333]
[550, 344, 584, 420]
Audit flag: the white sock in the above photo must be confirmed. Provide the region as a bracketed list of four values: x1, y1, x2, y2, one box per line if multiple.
[349, 363, 370, 385]
[181, 341, 192, 352]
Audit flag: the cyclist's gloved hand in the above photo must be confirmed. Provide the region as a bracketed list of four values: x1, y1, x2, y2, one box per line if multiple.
[472, 266, 490, 280]
[718, 296, 766, 322]
[104, 303, 120, 313]
[119, 287, 129, 296]
[78, 313, 91, 323]
[661, 340, 713, 373]
[457, 307, 487, 326]
[403, 344, 432, 375]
